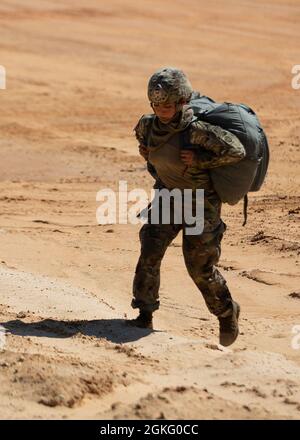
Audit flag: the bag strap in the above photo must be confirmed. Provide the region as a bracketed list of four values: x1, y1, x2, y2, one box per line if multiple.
[242, 194, 248, 226]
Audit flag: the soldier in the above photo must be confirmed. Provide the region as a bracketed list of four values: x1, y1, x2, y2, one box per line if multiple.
[127, 67, 245, 346]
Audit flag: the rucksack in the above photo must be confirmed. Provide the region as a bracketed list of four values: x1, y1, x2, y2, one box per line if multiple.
[144, 93, 269, 225]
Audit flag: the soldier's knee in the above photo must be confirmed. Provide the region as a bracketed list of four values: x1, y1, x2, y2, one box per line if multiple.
[183, 238, 221, 280]
[138, 252, 162, 269]
[186, 262, 212, 282]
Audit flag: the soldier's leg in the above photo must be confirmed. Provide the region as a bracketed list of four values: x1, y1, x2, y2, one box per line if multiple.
[132, 222, 181, 313]
[182, 221, 233, 317]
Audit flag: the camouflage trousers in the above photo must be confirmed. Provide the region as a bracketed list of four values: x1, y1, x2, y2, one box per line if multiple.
[131, 199, 233, 317]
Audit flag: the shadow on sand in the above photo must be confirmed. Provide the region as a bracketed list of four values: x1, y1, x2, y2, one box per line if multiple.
[1, 318, 165, 344]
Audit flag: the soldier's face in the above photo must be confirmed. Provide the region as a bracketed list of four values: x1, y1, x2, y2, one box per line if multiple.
[152, 102, 177, 123]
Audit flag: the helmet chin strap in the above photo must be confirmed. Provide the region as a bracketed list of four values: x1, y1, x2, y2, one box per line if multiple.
[175, 102, 184, 113]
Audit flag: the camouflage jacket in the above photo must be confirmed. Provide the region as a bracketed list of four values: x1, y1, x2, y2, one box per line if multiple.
[135, 114, 245, 175]
[135, 114, 246, 228]
[188, 120, 246, 168]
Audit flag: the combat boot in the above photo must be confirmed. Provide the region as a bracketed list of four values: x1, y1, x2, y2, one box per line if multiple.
[126, 310, 153, 329]
[218, 301, 240, 346]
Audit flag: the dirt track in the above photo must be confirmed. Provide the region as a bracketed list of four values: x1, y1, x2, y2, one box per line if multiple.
[0, 0, 300, 419]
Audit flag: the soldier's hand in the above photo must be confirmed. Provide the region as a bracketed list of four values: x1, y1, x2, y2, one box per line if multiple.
[138, 144, 149, 160]
[180, 150, 196, 166]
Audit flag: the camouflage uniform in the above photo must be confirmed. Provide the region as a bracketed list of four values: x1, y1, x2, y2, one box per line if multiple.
[131, 68, 245, 318]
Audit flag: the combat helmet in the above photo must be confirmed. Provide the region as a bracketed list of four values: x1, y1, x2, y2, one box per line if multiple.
[148, 67, 193, 105]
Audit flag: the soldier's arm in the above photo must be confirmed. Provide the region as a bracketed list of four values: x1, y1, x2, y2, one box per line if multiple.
[190, 120, 246, 169]
[134, 114, 153, 145]
[134, 115, 153, 160]
[134, 115, 160, 181]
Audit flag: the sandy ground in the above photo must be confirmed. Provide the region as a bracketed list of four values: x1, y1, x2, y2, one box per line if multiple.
[0, 0, 300, 419]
